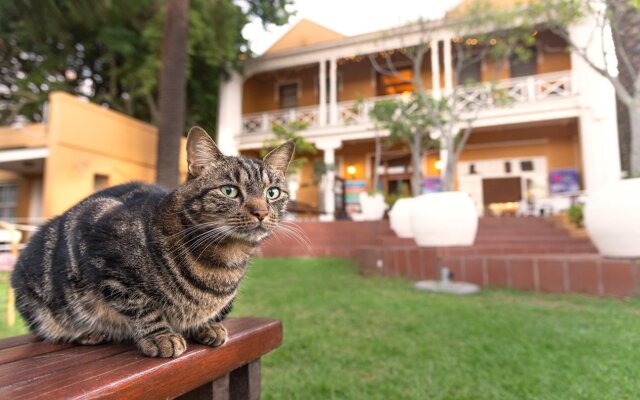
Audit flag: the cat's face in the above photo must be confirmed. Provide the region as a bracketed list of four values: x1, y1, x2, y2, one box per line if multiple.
[178, 127, 295, 244]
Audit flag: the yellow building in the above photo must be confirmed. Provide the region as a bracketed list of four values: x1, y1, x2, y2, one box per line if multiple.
[216, 3, 620, 219]
[0, 92, 187, 224]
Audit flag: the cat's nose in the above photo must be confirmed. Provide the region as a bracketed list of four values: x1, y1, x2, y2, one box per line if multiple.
[250, 209, 268, 221]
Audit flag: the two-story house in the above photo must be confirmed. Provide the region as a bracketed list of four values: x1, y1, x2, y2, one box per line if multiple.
[216, 0, 621, 220]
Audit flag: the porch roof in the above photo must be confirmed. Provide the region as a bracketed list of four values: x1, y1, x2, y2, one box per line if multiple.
[0, 147, 48, 174]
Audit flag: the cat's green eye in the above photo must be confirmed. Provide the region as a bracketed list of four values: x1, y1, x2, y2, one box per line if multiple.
[220, 185, 239, 198]
[266, 187, 280, 200]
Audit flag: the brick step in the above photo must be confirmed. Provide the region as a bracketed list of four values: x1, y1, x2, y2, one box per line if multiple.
[436, 245, 598, 256]
[355, 247, 639, 299]
[377, 235, 590, 246]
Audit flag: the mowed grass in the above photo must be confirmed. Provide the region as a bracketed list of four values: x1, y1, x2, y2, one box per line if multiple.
[1, 262, 640, 399]
[0, 272, 28, 337]
[232, 258, 640, 400]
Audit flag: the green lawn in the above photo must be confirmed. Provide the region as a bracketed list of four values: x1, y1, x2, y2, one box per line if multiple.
[0, 273, 27, 338]
[2, 261, 640, 399]
[232, 258, 640, 400]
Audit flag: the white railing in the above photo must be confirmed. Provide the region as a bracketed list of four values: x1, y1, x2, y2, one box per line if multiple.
[454, 71, 574, 110]
[241, 71, 574, 134]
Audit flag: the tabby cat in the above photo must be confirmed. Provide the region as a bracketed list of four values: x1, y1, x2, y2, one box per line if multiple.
[11, 127, 294, 358]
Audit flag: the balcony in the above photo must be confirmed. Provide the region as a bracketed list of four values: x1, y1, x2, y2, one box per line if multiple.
[240, 71, 575, 136]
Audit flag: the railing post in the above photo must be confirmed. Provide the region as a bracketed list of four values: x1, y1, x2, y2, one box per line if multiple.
[526, 76, 536, 101]
[260, 114, 269, 131]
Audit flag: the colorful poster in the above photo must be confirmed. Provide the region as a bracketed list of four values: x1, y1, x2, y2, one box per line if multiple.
[422, 177, 442, 194]
[344, 180, 367, 204]
[549, 168, 580, 194]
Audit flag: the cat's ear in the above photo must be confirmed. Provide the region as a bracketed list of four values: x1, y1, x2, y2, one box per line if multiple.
[186, 126, 223, 178]
[263, 140, 295, 176]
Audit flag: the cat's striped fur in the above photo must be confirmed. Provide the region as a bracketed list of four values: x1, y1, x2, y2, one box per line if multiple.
[11, 127, 294, 358]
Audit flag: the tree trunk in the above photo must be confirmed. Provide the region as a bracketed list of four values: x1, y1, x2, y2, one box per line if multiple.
[610, 0, 640, 175]
[631, 103, 640, 176]
[410, 133, 423, 196]
[156, 0, 190, 188]
[373, 130, 381, 192]
[442, 133, 456, 192]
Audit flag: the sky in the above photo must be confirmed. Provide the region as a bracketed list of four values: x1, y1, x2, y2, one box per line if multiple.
[243, 0, 464, 55]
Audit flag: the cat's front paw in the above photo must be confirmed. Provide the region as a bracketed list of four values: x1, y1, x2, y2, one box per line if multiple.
[193, 323, 228, 347]
[137, 332, 187, 358]
[75, 332, 107, 345]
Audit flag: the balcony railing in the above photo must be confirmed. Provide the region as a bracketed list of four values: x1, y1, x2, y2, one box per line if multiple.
[241, 71, 574, 135]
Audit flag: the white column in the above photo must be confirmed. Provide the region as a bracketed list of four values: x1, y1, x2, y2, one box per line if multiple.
[216, 70, 243, 155]
[569, 19, 621, 192]
[319, 60, 327, 126]
[430, 40, 441, 98]
[329, 58, 338, 125]
[316, 139, 342, 221]
[443, 38, 453, 95]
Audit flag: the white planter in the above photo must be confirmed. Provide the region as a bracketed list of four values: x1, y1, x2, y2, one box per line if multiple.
[389, 198, 415, 238]
[410, 192, 478, 247]
[585, 178, 640, 258]
[351, 193, 388, 221]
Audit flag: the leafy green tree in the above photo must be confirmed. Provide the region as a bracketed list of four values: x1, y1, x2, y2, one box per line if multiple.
[260, 120, 317, 175]
[0, 0, 291, 136]
[525, 0, 640, 175]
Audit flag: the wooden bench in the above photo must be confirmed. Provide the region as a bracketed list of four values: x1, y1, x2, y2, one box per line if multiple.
[0, 317, 282, 399]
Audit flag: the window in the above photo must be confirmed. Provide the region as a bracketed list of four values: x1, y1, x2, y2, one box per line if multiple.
[278, 83, 298, 109]
[0, 184, 17, 221]
[520, 160, 534, 171]
[510, 48, 537, 78]
[504, 161, 512, 174]
[94, 174, 110, 192]
[458, 59, 482, 84]
[377, 67, 414, 95]
[469, 164, 477, 175]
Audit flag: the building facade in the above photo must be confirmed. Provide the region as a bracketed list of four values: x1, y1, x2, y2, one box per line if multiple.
[217, 4, 621, 220]
[0, 92, 187, 225]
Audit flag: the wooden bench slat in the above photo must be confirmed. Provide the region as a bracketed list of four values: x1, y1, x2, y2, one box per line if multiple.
[0, 342, 73, 366]
[0, 344, 130, 387]
[0, 335, 38, 351]
[0, 317, 282, 400]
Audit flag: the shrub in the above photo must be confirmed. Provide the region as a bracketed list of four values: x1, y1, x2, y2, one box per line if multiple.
[567, 204, 584, 227]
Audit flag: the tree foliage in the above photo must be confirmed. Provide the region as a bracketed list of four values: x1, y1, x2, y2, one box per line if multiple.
[260, 120, 317, 175]
[522, 0, 640, 175]
[0, 0, 292, 135]
[368, 0, 537, 193]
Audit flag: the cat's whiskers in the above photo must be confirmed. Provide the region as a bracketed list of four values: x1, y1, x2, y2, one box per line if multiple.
[279, 221, 312, 248]
[273, 223, 313, 254]
[170, 226, 233, 268]
[166, 221, 225, 240]
[194, 228, 237, 266]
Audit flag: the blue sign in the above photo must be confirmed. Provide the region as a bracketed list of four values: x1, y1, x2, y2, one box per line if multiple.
[422, 178, 442, 194]
[549, 168, 580, 194]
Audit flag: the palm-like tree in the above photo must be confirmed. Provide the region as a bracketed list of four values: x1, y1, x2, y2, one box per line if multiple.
[156, 0, 190, 188]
